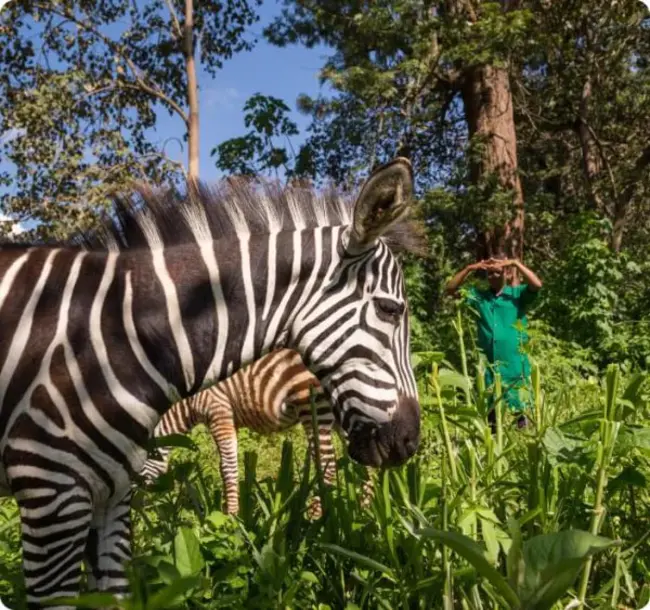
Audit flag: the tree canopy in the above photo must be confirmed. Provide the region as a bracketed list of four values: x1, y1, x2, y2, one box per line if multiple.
[0, 0, 260, 238]
[253, 0, 650, 366]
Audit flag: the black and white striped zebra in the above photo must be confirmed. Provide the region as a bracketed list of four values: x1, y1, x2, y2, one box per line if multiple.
[0, 158, 426, 608]
[141, 347, 374, 518]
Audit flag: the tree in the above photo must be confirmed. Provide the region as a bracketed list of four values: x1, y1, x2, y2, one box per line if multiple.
[0, 0, 261, 238]
[212, 93, 305, 179]
[225, 0, 649, 361]
[257, 0, 649, 257]
[513, 0, 650, 253]
[263, 0, 533, 261]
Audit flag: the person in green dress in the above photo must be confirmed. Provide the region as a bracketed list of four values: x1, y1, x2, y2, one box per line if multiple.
[446, 255, 543, 429]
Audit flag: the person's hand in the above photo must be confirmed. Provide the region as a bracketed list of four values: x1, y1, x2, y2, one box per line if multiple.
[487, 258, 516, 269]
[469, 261, 489, 271]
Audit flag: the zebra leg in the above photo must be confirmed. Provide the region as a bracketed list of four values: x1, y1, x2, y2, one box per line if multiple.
[210, 411, 239, 515]
[15, 487, 93, 610]
[299, 403, 336, 520]
[84, 491, 132, 596]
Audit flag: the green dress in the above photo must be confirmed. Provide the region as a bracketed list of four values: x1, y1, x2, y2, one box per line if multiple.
[465, 284, 538, 412]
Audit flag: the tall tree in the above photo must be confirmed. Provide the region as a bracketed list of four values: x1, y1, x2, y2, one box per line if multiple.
[0, 0, 261, 238]
[513, 0, 650, 253]
[448, 1, 528, 260]
[263, 0, 533, 260]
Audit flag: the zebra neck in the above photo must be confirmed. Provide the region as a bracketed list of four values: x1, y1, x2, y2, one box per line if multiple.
[154, 394, 201, 438]
[126, 227, 339, 404]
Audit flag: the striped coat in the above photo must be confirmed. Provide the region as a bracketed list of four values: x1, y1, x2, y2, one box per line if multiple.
[141, 348, 374, 517]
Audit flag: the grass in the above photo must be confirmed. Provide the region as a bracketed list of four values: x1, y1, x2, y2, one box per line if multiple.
[1, 324, 650, 609]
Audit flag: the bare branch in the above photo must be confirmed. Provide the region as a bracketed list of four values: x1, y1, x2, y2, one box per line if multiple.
[163, 0, 184, 40]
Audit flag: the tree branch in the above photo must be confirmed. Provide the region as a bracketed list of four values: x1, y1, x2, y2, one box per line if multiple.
[33, 3, 189, 125]
[163, 0, 184, 40]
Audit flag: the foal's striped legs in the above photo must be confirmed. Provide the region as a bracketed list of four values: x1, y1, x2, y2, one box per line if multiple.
[206, 408, 240, 515]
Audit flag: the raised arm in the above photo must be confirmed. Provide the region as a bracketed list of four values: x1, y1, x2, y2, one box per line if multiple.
[445, 261, 485, 297]
[510, 259, 543, 291]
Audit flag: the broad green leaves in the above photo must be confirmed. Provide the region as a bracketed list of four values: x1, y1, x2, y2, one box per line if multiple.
[511, 529, 619, 610]
[420, 526, 619, 610]
[174, 527, 205, 577]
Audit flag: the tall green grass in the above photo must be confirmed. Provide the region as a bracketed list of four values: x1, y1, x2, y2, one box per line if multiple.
[1, 322, 650, 609]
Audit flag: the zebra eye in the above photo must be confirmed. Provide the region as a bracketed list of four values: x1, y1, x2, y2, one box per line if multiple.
[374, 298, 405, 321]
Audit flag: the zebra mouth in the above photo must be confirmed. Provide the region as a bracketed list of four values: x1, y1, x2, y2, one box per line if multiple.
[346, 395, 420, 468]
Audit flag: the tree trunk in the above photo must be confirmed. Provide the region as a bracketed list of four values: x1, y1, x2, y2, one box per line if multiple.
[612, 145, 650, 252]
[577, 76, 605, 214]
[184, 0, 199, 180]
[461, 64, 525, 264]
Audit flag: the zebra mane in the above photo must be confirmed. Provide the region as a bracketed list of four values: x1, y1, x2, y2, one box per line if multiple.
[20, 177, 428, 256]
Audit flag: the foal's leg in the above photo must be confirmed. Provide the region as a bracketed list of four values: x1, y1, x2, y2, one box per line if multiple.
[299, 402, 336, 519]
[208, 410, 239, 515]
[84, 491, 132, 596]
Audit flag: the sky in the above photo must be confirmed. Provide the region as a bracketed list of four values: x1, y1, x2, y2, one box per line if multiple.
[141, 0, 333, 180]
[0, 0, 334, 230]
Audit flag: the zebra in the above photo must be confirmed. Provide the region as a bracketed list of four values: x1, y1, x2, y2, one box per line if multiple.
[0, 157, 426, 608]
[140, 347, 375, 518]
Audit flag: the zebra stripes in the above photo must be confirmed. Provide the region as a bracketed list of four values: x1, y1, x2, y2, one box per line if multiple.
[0, 157, 425, 608]
[141, 348, 373, 517]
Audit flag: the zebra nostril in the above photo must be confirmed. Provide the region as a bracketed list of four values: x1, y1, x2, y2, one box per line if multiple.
[403, 435, 417, 455]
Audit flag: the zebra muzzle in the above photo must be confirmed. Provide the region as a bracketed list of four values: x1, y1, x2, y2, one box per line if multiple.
[347, 395, 420, 468]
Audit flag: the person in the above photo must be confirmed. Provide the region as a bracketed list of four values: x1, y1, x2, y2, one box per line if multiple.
[446, 255, 543, 429]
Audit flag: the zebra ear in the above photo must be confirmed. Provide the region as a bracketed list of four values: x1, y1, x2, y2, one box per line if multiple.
[349, 157, 414, 251]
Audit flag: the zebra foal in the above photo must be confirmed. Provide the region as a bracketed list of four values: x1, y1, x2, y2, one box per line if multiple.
[0, 158, 425, 608]
[141, 348, 374, 517]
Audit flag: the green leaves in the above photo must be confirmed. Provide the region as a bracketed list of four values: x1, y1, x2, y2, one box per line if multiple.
[212, 93, 303, 177]
[541, 427, 591, 468]
[319, 543, 396, 582]
[421, 526, 618, 610]
[514, 530, 619, 609]
[174, 527, 205, 577]
[44, 577, 204, 610]
[419, 528, 520, 607]
[1, 0, 262, 237]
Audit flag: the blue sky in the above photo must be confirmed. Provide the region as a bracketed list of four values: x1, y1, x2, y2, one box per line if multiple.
[0, 0, 333, 229]
[145, 0, 333, 180]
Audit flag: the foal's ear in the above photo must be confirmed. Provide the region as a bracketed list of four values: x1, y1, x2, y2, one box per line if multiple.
[349, 157, 414, 251]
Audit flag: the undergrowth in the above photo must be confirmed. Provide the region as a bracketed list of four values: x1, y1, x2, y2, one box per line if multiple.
[1, 319, 650, 609]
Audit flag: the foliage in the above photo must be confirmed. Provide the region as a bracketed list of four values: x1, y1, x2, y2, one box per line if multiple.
[0, 0, 261, 239]
[534, 213, 650, 369]
[211, 93, 306, 178]
[515, 0, 650, 252]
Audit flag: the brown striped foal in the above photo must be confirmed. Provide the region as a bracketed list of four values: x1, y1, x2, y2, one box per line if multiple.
[141, 348, 374, 517]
